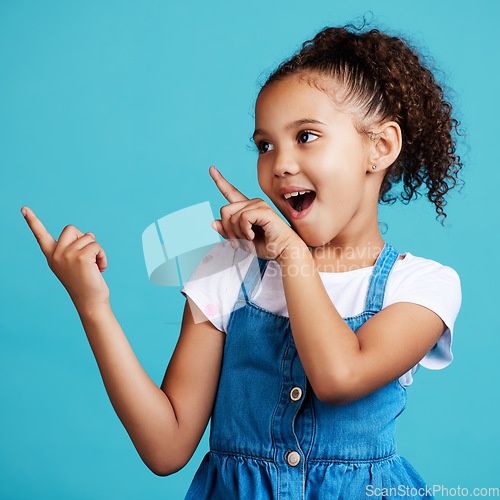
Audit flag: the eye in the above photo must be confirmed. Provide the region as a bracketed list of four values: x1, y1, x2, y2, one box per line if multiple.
[297, 131, 319, 144]
[257, 141, 275, 154]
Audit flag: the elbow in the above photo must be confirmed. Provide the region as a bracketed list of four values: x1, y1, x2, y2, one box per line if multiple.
[149, 466, 178, 477]
[148, 459, 187, 477]
[143, 450, 190, 477]
[135, 428, 196, 477]
[149, 466, 171, 477]
[313, 385, 354, 407]
[311, 366, 360, 406]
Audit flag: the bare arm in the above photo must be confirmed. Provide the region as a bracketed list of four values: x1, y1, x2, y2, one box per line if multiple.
[21, 206, 224, 476]
[79, 298, 224, 476]
[159, 297, 225, 472]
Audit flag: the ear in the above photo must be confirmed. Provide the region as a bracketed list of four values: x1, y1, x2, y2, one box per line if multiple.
[367, 121, 402, 172]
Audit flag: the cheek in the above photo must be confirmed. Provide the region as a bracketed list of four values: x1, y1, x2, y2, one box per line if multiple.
[257, 163, 271, 195]
[318, 165, 366, 219]
[319, 160, 363, 197]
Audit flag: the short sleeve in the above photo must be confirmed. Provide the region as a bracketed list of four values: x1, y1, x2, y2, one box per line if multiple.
[180, 241, 254, 332]
[385, 257, 462, 383]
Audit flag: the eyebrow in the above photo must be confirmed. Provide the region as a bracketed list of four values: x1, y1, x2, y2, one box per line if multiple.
[252, 119, 326, 142]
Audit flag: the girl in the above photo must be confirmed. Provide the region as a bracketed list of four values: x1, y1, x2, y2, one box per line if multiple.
[22, 22, 462, 500]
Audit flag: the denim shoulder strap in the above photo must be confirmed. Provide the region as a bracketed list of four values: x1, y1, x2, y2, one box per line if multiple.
[236, 255, 270, 304]
[364, 242, 400, 313]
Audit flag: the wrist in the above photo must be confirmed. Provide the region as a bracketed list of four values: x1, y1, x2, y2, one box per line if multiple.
[75, 300, 112, 322]
[276, 239, 311, 268]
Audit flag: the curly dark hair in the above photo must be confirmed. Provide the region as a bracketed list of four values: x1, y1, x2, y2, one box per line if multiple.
[260, 22, 463, 223]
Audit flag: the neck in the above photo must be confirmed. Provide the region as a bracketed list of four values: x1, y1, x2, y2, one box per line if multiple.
[309, 199, 386, 273]
[309, 237, 385, 273]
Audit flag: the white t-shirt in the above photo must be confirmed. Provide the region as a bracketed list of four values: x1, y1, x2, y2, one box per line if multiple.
[181, 241, 462, 386]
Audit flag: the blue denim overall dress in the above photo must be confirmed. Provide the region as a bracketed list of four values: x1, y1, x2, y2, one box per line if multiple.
[185, 243, 432, 499]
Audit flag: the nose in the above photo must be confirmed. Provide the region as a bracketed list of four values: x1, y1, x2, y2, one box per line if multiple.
[272, 147, 300, 177]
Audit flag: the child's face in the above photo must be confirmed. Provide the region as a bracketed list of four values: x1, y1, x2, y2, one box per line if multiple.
[254, 73, 375, 248]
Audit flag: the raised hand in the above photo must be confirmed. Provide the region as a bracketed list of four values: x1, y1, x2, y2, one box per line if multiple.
[209, 166, 302, 262]
[21, 206, 110, 311]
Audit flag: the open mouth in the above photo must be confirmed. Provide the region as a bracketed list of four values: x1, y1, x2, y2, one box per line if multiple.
[283, 191, 316, 213]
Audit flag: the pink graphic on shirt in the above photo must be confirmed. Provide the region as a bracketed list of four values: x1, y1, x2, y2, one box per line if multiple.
[205, 304, 218, 317]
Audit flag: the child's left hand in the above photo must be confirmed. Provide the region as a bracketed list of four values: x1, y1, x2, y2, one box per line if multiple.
[210, 166, 303, 262]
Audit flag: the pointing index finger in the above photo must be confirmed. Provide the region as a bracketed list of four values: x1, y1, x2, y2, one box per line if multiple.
[209, 166, 248, 203]
[21, 206, 57, 258]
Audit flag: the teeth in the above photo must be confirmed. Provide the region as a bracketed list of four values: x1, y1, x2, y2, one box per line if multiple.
[283, 190, 311, 199]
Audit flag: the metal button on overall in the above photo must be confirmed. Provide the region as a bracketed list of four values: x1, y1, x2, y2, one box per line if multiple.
[290, 386, 302, 402]
[286, 451, 301, 467]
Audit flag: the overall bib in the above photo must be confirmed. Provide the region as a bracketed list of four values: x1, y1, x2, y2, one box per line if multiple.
[185, 242, 433, 499]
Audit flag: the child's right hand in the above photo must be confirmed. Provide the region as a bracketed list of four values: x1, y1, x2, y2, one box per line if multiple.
[21, 206, 110, 311]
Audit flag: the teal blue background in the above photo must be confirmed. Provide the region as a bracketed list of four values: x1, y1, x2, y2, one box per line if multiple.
[2, 0, 498, 498]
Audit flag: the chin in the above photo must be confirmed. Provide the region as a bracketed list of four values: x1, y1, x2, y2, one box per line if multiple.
[304, 238, 331, 249]
[295, 229, 333, 249]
